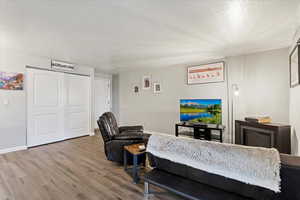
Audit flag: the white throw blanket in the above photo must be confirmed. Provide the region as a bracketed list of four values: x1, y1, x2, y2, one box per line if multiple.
[147, 134, 281, 192]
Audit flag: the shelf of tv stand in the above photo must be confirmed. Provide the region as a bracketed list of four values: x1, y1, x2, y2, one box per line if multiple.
[175, 122, 225, 143]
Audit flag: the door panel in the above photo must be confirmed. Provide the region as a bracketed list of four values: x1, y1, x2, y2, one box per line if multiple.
[64, 74, 90, 139]
[34, 113, 59, 135]
[67, 76, 89, 106]
[69, 113, 89, 129]
[27, 69, 64, 147]
[34, 74, 59, 106]
[94, 78, 111, 128]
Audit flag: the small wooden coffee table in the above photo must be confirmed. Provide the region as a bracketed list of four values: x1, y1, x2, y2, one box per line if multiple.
[123, 143, 146, 184]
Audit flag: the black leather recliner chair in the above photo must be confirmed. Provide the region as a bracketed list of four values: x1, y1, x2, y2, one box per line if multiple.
[97, 112, 150, 164]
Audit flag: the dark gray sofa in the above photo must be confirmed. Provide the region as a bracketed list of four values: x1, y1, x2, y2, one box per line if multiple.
[144, 153, 300, 200]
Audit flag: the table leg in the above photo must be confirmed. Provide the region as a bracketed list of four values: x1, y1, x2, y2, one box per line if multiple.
[144, 181, 149, 195]
[175, 125, 179, 137]
[133, 154, 139, 184]
[123, 150, 127, 171]
[220, 130, 223, 143]
[208, 129, 212, 141]
[194, 127, 200, 139]
[202, 129, 210, 141]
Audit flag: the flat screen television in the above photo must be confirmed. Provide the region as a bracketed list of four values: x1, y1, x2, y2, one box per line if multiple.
[180, 99, 222, 124]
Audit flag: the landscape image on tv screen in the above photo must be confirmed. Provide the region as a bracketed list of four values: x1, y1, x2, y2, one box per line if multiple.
[180, 99, 222, 124]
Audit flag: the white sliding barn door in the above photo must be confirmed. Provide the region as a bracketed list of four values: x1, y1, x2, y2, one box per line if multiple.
[64, 74, 91, 139]
[27, 68, 91, 147]
[27, 69, 65, 147]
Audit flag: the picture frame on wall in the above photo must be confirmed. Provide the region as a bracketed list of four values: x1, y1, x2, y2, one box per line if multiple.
[133, 85, 139, 93]
[0, 71, 24, 90]
[142, 75, 151, 90]
[187, 62, 225, 85]
[153, 82, 162, 94]
[290, 41, 300, 88]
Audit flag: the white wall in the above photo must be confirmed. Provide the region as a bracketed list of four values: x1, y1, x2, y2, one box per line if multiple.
[112, 74, 120, 122]
[228, 48, 290, 124]
[0, 47, 94, 150]
[119, 61, 230, 139]
[290, 27, 300, 155]
[116, 48, 290, 143]
[0, 46, 290, 150]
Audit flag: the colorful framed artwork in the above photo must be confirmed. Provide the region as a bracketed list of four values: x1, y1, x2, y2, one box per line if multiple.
[290, 41, 300, 88]
[187, 62, 225, 85]
[142, 75, 151, 90]
[153, 82, 162, 94]
[0, 71, 24, 90]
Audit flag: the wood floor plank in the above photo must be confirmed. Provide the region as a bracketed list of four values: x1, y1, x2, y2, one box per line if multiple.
[0, 136, 183, 200]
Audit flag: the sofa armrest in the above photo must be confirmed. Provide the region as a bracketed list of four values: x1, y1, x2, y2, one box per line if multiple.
[119, 125, 143, 133]
[279, 154, 300, 199]
[280, 153, 300, 168]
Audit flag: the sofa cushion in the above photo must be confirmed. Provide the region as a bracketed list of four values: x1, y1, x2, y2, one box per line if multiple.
[148, 153, 278, 200]
[278, 154, 300, 200]
[148, 153, 300, 200]
[101, 112, 120, 136]
[144, 168, 250, 200]
[147, 134, 281, 192]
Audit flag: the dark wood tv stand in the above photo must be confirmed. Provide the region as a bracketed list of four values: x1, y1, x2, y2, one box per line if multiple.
[175, 122, 225, 142]
[235, 120, 291, 154]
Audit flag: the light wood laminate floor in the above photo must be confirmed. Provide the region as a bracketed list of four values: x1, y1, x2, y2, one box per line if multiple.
[0, 135, 183, 200]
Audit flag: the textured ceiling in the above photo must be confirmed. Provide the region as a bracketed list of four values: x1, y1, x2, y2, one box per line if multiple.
[0, 0, 300, 73]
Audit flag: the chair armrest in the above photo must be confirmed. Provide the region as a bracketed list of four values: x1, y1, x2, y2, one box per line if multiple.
[113, 133, 145, 140]
[119, 125, 143, 133]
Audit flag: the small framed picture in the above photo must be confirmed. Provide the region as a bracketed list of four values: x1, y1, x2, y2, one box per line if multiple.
[142, 75, 151, 90]
[133, 86, 139, 93]
[153, 82, 162, 93]
[0, 71, 24, 90]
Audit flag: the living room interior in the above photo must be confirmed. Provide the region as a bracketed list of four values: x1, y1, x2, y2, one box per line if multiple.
[1, 0, 300, 200]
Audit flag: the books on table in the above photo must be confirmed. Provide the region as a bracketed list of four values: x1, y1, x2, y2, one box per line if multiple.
[245, 116, 272, 124]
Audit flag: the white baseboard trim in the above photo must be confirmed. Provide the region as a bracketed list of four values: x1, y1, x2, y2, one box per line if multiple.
[89, 132, 95, 136]
[144, 130, 192, 138]
[144, 130, 168, 135]
[64, 133, 91, 140]
[0, 146, 28, 155]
